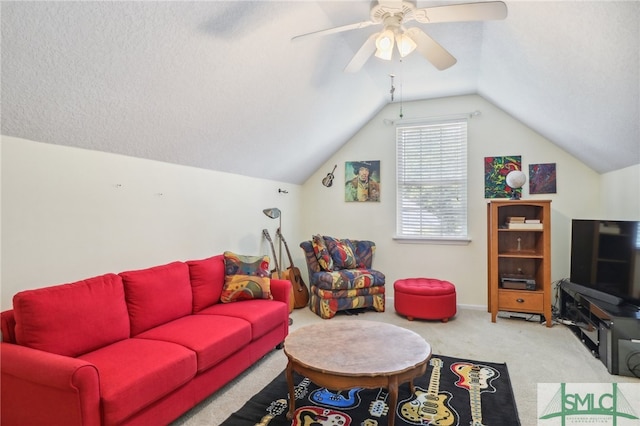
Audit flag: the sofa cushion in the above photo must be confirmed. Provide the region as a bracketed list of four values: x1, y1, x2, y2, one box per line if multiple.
[186, 255, 225, 313]
[221, 252, 272, 303]
[312, 234, 334, 271]
[136, 315, 251, 373]
[310, 269, 386, 291]
[198, 299, 288, 340]
[324, 236, 357, 269]
[120, 262, 193, 336]
[13, 273, 130, 357]
[78, 338, 196, 426]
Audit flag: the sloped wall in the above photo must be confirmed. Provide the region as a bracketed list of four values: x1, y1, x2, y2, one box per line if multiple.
[1, 136, 299, 311]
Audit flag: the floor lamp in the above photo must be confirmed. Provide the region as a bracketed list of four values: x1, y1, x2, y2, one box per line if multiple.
[262, 207, 282, 277]
[263, 207, 292, 325]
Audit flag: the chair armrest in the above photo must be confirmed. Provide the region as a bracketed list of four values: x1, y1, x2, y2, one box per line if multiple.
[353, 240, 376, 269]
[1, 342, 101, 426]
[270, 278, 292, 307]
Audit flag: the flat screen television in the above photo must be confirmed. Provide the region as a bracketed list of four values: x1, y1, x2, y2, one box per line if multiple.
[570, 219, 640, 307]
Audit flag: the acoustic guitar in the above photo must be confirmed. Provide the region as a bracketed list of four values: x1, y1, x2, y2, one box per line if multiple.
[263, 229, 294, 313]
[322, 164, 337, 187]
[277, 229, 310, 309]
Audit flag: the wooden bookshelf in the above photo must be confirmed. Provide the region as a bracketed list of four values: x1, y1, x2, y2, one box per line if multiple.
[487, 199, 552, 327]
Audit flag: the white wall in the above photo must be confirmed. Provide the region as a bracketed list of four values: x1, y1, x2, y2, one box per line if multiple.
[300, 95, 603, 307]
[3, 95, 637, 312]
[600, 164, 640, 299]
[600, 164, 640, 220]
[1, 136, 301, 311]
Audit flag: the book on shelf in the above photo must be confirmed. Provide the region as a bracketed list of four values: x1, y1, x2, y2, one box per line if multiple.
[506, 216, 526, 223]
[506, 222, 543, 230]
[525, 219, 541, 224]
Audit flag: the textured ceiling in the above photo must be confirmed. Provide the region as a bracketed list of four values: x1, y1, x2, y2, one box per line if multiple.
[2, 1, 638, 184]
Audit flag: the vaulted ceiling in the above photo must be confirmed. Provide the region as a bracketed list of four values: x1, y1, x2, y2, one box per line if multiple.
[2, 1, 638, 184]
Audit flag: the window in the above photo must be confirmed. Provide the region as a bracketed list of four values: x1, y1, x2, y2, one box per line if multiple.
[396, 118, 469, 242]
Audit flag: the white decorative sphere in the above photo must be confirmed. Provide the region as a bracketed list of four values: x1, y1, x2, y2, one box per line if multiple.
[506, 170, 526, 189]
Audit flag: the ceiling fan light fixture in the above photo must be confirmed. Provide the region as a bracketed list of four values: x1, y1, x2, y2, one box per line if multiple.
[374, 29, 395, 60]
[293, 0, 509, 72]
[396, 32, 417, 57]
[375, 46, 394, 60]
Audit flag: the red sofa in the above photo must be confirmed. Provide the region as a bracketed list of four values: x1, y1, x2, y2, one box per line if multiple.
[0, 255, 290, 426]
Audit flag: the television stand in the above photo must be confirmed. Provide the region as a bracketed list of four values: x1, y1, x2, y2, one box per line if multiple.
[559, 282, 640, 377]
[560, 280, 624, 306]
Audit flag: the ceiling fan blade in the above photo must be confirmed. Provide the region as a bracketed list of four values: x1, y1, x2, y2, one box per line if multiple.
[292, 20, 377, 41]
[409, 1, 507, 24]
[405, 27, 457, 70]
[344, 32, 379, 73]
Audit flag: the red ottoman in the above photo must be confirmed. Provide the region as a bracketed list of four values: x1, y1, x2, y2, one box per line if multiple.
[394, 278, 457, 322]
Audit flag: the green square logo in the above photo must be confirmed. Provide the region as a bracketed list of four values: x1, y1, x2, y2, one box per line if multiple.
[538, 383, 640, 425]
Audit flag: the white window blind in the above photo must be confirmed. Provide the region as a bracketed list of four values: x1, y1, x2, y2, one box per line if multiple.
[396, 118, 468, 241]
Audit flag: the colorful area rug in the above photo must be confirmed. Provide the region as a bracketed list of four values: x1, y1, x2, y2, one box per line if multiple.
[221, 354, 520, 425]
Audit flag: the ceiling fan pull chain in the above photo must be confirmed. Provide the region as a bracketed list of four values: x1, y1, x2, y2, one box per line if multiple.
[399, 59, 404, 118]
[390, 74, 395, 102]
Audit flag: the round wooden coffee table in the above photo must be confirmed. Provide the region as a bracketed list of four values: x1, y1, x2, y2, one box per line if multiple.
[283, 320, 432, 426]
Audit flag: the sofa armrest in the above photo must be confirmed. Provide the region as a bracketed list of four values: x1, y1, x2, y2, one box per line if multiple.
[1, 342, 101, 426]
[270, 278, 291, 307]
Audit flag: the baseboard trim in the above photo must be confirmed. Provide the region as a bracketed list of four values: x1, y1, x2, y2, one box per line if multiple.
[386, 296, 486, 312]
[458, 303, 486, 311]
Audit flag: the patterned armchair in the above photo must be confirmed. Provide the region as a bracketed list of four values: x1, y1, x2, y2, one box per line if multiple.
[300, 236, 385, 319]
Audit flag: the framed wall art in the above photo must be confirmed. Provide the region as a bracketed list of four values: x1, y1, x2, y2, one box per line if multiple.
[345, 160, 380, 202]
[529, 163, 557, 194]
[484, 155, 522, 199]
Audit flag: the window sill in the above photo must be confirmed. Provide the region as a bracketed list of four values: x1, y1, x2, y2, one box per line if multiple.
[393, 236, 472, 245]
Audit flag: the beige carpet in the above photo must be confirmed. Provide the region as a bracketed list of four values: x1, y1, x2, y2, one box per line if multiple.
[171, 303, 639, 426]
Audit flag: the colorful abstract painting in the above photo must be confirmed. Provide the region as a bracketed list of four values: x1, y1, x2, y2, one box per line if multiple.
[529, 163, 557, 194]
[484, 156, 522, 199]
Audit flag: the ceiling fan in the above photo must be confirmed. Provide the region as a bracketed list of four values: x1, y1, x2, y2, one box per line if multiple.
[292, 0, 507, 72]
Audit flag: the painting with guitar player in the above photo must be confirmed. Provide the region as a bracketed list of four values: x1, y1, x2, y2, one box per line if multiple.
[345, 160, 380, 202]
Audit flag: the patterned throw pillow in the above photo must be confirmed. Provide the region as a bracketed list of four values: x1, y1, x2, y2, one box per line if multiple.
[323, 237, 357, 269]
[221, 251, 272, 303]
[312, 234, 334, 271]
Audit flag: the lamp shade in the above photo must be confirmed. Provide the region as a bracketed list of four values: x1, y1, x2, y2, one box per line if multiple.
[506, 170, 526, 200]
[262, 208, 281, 219]
[396, 32, 417, 57]
[506, 170, 526, 189]
[375, 29, 395, 60]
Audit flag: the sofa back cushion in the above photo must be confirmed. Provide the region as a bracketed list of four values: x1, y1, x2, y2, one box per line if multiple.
[1, 310, 17, 344]
[186, 255, 225, 313]
[13, 273, 130, 357]
[120, 262, 192, 336]
[301, 239, 377, 274]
